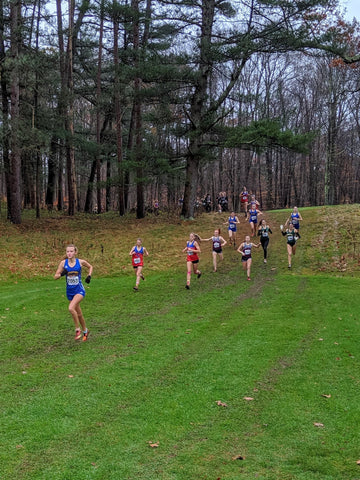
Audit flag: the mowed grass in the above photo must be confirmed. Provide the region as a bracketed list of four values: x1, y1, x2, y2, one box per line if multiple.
[1, 205, 360, 479]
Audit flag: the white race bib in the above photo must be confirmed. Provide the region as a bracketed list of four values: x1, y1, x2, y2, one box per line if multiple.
[67, 275, 79, 286]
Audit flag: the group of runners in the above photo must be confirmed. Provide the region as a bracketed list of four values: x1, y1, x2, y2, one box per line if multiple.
[54, 196, 303, 341]
[182, 200, 303, 287]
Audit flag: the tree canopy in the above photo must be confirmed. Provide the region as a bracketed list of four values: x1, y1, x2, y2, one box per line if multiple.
[0, 0, 359, 222]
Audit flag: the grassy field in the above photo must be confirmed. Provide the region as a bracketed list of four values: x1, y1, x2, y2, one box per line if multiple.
[1, 205, 360, 480]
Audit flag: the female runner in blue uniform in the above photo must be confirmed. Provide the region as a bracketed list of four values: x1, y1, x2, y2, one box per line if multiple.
[54, 244, 93, 341]
[182, 233, 201, 289]
[224, 211, 240, 247]
[257, 219, 272, 263]
[281, 222, 300, 268]
[249, 194, 260, 210]
[129, 238, 149, 291]
[247, 205, 262, 237]
[285, 206, 303, 231]
[237, 235, 260, 281]
[200, 228, 227, 272]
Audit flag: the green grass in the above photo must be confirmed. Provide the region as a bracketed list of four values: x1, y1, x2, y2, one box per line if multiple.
[1, 206, 360, 479]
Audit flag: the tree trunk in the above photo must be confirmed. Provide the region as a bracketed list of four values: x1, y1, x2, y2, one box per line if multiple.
[34, 0, 41, 218]
[265, 150, 274, 209]
[96, 0, 104, 214]
[325, 99, 338, 205]
[0, 0, 11, 218]
[46, 138, 58, 209]
[8, 0, 22, 224]
[132, 0, 145, 219]
[66, 0, 77, 216]
[84, 160, 97, 213]
[113, 5, 125, 216]
[181, 0, 215, 218]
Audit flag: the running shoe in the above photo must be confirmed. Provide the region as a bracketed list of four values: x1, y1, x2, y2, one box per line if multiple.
[197, 272, 202, 279]
[74, 329, 82, 341]
[82, 330, 89, 342]
[185, 284, 190, 289]
[133, 286, 139, 291]
[140, 273, 145, 281]
[247, 277, 251, 281]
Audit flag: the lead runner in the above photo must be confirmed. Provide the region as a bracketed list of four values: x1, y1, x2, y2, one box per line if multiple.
[54, 244, 93, 341]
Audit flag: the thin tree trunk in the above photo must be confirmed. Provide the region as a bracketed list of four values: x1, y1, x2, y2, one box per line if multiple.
[34, 0, 41, 218]
[0, 0, 11, 218]
[96, 0, 104, 214]
[8, 0, 22, 224]
[66, 0, 77, 216]
[46, 138, 57, 209]
[113, 4, 125, 215]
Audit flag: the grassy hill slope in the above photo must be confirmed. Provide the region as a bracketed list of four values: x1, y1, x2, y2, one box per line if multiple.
[1, 205, 360, 480]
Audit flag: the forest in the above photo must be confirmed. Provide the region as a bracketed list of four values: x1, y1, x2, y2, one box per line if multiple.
[1, 0, 360, 223]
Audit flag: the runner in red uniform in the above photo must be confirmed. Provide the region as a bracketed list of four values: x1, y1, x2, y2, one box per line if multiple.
[129, 238, 149, 291]
[182, 233, 201, 289]
[240, 186, 249, 218]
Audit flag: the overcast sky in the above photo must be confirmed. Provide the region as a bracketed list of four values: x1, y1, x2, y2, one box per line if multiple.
[342, 0, 360, 21]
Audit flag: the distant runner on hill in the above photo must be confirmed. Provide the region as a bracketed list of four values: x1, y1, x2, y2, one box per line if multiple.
[199, 228, 227, 272]
[224, 211, 240, 248]
[257, 219, 272, 264]
[238, 235, 260, 281]
[182, 233, 202, 289]
[285, 206, 303, 231]
[247, 205, 262, 237]
[281, 222, 300, 269]
[129, 238, 149, 291]
[240, 186, 249, 218]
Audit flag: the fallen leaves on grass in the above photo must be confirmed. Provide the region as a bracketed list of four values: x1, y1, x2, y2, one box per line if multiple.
[356, 460, 360, 465]
[321, 394, 331, 398]
[148, 441, 159, 448]
[313, 422, 324, 428]
[232, 455, 245, 461]
[243, 397, 254, 401]
[216, 400, 228, 407]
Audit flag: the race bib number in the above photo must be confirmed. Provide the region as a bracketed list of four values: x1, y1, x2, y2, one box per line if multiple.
[214, 242, 220, 249]
[67, 275, 79, 286]
[244, 249, 251, 256]
[229, 224, 235, 230]
[134, 257, 141, 264]
[288, 235, 294, 242]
